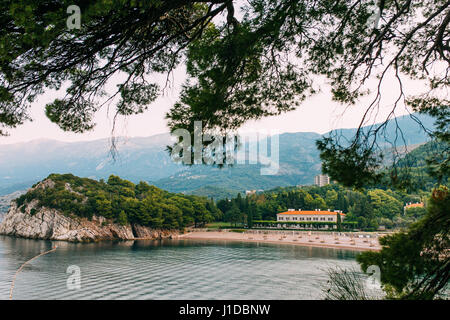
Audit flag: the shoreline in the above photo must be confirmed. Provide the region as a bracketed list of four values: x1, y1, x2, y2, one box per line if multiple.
[178, 231, 381, 251]
[0, 230, 382, 251]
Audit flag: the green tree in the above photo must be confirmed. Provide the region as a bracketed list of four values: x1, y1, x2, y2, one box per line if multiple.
[192, 200, 212, 227]
[217, 198, 232, 214]
[313, 195, 327, 210]
[247, 202, 256, 229]
[405, 207, 427, 219]
[206, 198, 223, 221]
[367, 189, 402, 220]
[325, 190, 338, 209]
[225, 203, 242, 227]
[303, 193, 315, 210]
[337, 192, 349, 212]
[117, 210, 128, 226]
[1, 0, 447, 187]
[357, 186, 450, 299]
[135, 181, 151, 199]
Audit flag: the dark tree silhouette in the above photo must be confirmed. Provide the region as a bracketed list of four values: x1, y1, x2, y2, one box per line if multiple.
[1, 0, 448, 186]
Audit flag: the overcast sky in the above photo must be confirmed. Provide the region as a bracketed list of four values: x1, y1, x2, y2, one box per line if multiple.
[1, 64, 423, 146]
[0, 2, 442, 146]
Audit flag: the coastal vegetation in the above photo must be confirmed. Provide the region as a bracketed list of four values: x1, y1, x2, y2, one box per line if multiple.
[217, 185, 428, 231]
[324, 186, 449, 300]
[15, 174, 222, 229]
[376, 141, 449, 192]
[13, 172, 431, 233]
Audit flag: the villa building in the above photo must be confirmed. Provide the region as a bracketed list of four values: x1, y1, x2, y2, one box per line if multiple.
[404, 202, 424, 209]
[273, 209, 346, 229]
[277, 209, 345, 222]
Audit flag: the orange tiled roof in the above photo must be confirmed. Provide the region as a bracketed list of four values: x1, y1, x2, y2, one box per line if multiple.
[404, 203, 424, 208]
[277, 210, 346, 216]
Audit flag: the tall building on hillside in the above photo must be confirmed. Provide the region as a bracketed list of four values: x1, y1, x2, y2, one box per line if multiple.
[314, 174, 330, 187]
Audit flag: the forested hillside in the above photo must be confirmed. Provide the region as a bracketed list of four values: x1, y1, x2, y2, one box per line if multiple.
[11, 173, 436, 232]
[393, 140, 448, 190]
[15, 174, 221, 229]
[217, 184, 429, 231]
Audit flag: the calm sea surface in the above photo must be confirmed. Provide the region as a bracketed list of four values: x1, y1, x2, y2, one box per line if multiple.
[0, 235, 358, 300]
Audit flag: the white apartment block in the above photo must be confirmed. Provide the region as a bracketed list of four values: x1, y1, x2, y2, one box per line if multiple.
[314, 174, 330, 187]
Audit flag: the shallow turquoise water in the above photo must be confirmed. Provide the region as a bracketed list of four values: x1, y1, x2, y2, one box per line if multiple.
[0, 235, 358, 300]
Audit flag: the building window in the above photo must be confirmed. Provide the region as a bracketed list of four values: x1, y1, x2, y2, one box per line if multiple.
[328, 218, 333, 221]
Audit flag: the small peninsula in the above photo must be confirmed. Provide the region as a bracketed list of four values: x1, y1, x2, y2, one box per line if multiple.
[0, 174, 221, 242]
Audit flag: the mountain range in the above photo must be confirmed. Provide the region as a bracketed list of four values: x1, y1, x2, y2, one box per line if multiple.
[0, 113, 435, 199]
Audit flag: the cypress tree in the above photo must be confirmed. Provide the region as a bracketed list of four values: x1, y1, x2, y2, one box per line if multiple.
[337, 212, 342, 231]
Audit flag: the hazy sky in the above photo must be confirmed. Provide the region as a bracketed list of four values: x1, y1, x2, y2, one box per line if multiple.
[0, 2, 442, 146]
[0, 63, 421, 145]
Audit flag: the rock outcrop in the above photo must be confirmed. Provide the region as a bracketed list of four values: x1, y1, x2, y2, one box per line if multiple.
[131, 224, 178, 239]
[0, 201, 180, 242]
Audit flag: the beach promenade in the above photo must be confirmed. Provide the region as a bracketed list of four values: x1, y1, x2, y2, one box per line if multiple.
[179, 229, 382, 251]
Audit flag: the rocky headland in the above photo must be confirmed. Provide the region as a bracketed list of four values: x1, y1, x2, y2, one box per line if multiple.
[0, 180, 180, 242]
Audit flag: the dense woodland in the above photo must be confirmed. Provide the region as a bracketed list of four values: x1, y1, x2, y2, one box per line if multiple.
[217, 184, 429, 231]
[15, 174, 221, 229]
[215, 141, 447, 231]
[376, 141, 449, 192]
[14, 173, 432, 232]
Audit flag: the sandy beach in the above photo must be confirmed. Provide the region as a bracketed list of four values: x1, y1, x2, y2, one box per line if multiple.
[179, 230, 382, 251]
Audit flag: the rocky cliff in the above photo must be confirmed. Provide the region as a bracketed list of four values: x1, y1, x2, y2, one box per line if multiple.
[0, 200, 180, 242]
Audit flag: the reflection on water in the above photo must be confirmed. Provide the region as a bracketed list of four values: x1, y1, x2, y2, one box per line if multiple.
[0, 235, 358, 300]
